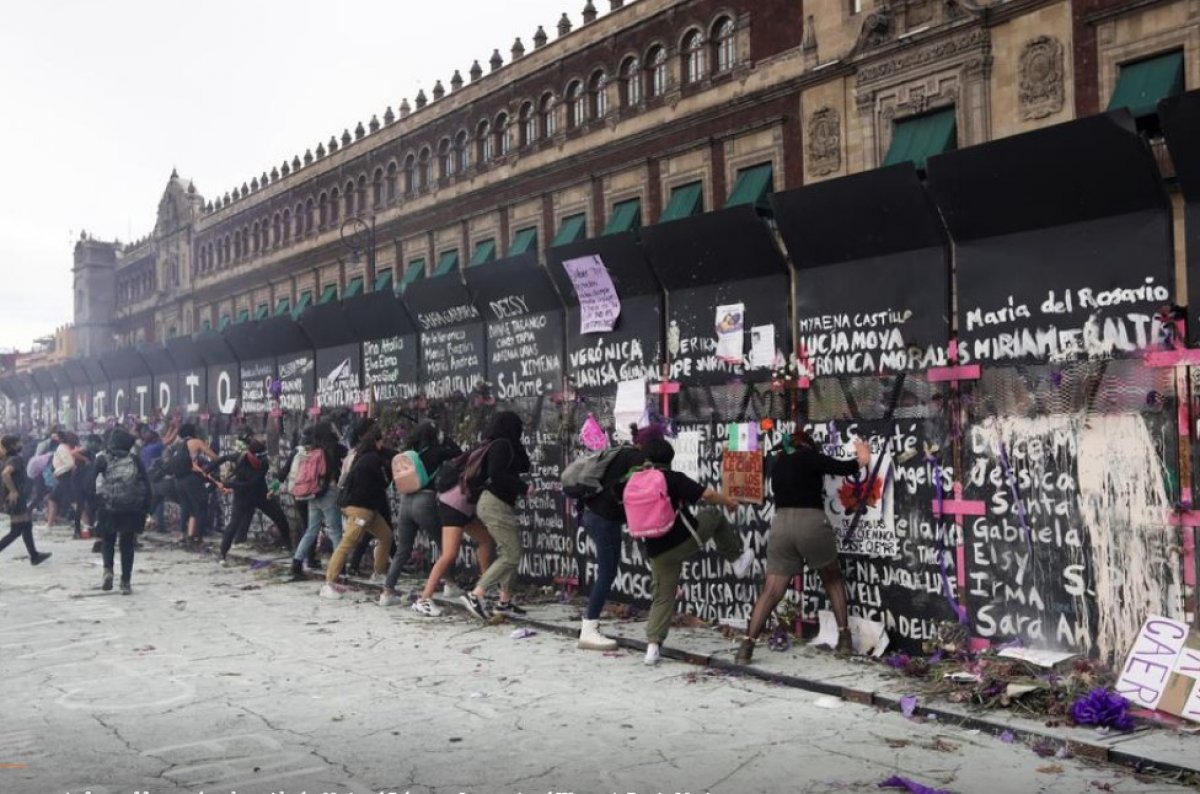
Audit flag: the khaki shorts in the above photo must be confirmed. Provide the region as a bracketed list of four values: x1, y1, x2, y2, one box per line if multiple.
[766, 507, 838, 577]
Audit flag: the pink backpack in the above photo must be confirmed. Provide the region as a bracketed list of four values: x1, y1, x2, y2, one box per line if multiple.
[623, 467, 678, 539]
[291, 448, 327, 501]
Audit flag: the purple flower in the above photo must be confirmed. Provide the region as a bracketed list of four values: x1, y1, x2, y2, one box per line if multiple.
[900, 695, 918, 717]
[886, 653, 911, 669]
[878, 775, 952, 794]
[1071, 688, 1135, 732]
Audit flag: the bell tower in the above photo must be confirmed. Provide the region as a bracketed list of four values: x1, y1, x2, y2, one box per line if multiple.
[72, 231, 118, 358]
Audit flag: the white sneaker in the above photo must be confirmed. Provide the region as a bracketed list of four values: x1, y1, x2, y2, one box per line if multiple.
[732, 548, 756, 578]
[411, 598, 443, 617]
[218, 557, 230, 568]
[378, 590, 403, 607]
[318, 584, 342, 600]
[442, 582, 464, 598]
[368, 573, 386, 585]
[644, 642, 661, 666]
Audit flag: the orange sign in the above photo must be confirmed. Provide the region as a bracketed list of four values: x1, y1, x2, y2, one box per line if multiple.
[722, 450, 763, 504]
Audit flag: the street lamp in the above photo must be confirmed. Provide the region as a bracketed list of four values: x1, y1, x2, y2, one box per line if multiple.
[339, 215, 376, 289]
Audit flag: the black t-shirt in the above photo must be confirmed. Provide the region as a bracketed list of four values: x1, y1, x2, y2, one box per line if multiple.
[2, 457, 29, 515]
[644, 469, 707, 558]
[769, 446, 861, 510]
[416, 441, 461, 491]
[482, 438, 531, 506]
[342, 448, 392, 514]
[583, 446, 646, 522]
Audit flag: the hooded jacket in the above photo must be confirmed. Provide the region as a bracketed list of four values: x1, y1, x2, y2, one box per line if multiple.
[482, 411, 531, 507]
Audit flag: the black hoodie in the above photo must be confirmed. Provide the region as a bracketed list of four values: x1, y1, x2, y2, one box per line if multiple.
[481, 412, 531, 507]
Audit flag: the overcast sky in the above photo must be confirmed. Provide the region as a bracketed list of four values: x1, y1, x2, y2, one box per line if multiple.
[0, 0, 589, 351]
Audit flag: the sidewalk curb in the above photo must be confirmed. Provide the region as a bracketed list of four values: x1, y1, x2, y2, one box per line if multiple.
[160, 538, 1199, 781]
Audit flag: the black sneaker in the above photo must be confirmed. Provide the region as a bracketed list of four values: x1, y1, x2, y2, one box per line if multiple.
[460, 593, 491, 621]
[30, 552, 52, 566]
[493, 601, 526, 616]
[120, 580, 132, 595]
[102, 570, 114, 591]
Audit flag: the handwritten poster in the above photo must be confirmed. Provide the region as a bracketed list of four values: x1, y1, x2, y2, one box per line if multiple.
[1115, 616, 1200, 722]
[613, 378, 646, 441]
[563, 254, 621, 334]
[722, 450, 763, 504]
[748, 324, 776, 369]
[674, 429, 703, 482]
[822, 441, 897, 557]
[715, 303, 745, 364]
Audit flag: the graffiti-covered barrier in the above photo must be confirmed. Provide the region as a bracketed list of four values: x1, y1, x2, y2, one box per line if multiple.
[773, 163, 959, 648]
[927, 111, 1184, 661]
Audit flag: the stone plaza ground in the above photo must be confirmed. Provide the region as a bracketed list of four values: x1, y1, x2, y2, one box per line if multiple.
[2, 524, 1198, 794]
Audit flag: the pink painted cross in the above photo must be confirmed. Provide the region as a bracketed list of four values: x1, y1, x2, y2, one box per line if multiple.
[649, 364, 679, 417]
[931, 481, 987, 526]
[926, 339, 981, 383]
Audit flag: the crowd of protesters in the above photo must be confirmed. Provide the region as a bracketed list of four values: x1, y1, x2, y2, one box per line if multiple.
[0, 411, 871, 664]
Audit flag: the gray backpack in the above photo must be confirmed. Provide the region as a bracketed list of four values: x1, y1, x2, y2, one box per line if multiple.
[561, 447, 624, 500]
[98, 454, 143, 512]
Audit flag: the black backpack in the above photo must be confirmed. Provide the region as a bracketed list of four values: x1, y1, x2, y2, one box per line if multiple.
[166, 440, 193, 478]
[98, 454, 144, 512]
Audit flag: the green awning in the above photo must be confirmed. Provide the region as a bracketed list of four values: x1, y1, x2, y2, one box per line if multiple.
[509, 227, 538, 255]
[401, 258, 426, 291]
[293, 290, 313, 319]
[218, 314, 231, 331]
[318, 284, 338, 304]
[254, 304, 269, 321]
[1107, 50, 1185, 119]
[433, 250, 459, 277]
[236, 309, 250, 324]
[883, 108, 957, 170]
[469, 239, 497, 267]
[725, 163, 774, 210]
[344, 276, 364, 298]
[603, 199, 641, 235]
[275, 297, 291, 316]
[374, 270, 393, 292]
[659, 182, 703, 223]
[552, 214, 587, 247]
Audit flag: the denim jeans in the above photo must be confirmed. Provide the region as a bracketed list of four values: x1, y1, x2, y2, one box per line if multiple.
[292, 488, 343, 562]
[582, 508, 623, 620]
[385, 490, 441, 590]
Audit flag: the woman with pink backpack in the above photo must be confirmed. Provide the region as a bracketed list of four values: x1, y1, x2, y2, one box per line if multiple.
[627, 437, 755, 665]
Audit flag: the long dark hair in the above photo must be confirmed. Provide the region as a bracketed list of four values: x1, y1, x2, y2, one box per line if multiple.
[355, 426, 383, 454]
[407, 421, 440, 452]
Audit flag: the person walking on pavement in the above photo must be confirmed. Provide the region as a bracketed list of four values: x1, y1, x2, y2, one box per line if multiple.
[46, 431, 87, 533]
[93, 428, 152, 594]
[736, 429, 871, 664]
[216, 436, 293, 565]
[461, 411, 531, 622]
[637, 437, 755, 666]
[278, 426, 320, 572]
[574, 427, 649, 650]
[320, 426, 392, 599]
[0, 435, 52, 567]
[379, 422, 461, 611]
[290, 422, 346, 581]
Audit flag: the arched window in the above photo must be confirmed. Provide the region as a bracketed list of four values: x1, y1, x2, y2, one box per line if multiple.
[386, 162, 397, 201]
[519, 102, 535, 147]
[713, 16, 735, 73]
[343, 180, 355, 217]
[304, 200, 314, 234]
[620, 56, 642, 106]
[439, 138, 454, 178]
[251, 223, 260, 253]
[494, 112, 510, 156]
[455, 130, 471, 172]
[589, 70, 607, 119]
[272, 213, 282, 246]
[565, 80, 583, 129]
[647, 45, 667, 97]
[357, 174, 367, 210]
[242, 225, 250, 253]
[477, 120, 492, 163]
[223, 235, 231, 262]
[329, 189, 340, 223]
[372, 168, 383, 206]
[403, 154, 416, 195]
[260, 218, 269, 250]
[318, 194, 328, 228]
[282, 209, 291, 243]
[540, 93, 558, 138]
[418, 147, 431, 190]
[233, 230, 241, 260]
[294, 203, 304, 238]
[682, 29, 705, 84]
